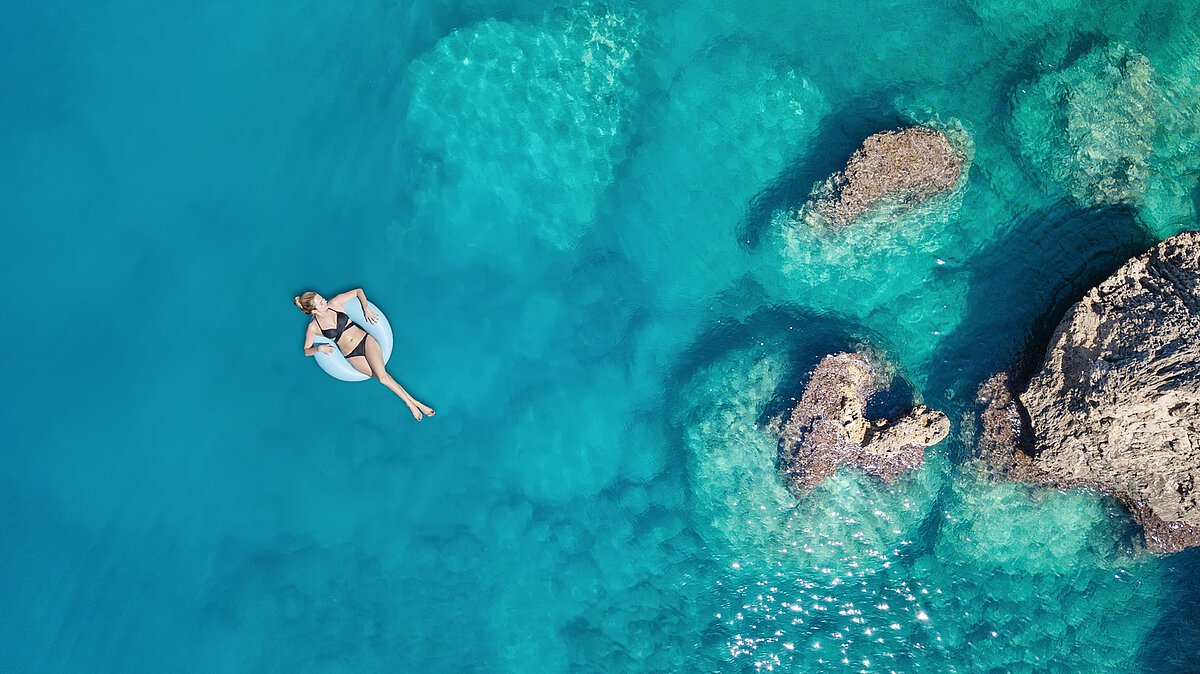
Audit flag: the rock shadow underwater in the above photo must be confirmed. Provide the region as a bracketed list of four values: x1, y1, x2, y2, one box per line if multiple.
[740, 93, 915, 250]
[924, 200, 1156, 409]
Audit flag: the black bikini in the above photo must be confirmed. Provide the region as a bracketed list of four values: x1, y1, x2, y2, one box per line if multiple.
[314, 308, 368, 359]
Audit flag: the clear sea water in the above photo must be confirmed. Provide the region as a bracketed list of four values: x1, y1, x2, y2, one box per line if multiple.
[3, 0, 1199, 671]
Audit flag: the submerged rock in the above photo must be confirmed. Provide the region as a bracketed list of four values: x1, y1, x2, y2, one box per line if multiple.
[1011, 42, 1159, 207]
[799, 126, 966, 228]
[978, 231, 1200, 552]
[407, 5, 642, 250]
[779, 352, 949, 493]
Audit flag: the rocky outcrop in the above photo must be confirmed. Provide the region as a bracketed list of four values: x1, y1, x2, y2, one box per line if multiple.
[779, 352, 950, 493]
[800, 126, 966, 228]
[975, 373, 1039, 482]
[978, 231, 1200, 552]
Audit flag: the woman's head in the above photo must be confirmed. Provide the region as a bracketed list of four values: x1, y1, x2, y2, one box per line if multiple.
[293, 291, 327, 315]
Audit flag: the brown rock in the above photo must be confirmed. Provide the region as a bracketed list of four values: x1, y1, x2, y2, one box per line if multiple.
[803, 126, 965, 228]
[779, 352, 950, 493]
[977, 231, 1200, 552]
[975, 373, 1039, 482]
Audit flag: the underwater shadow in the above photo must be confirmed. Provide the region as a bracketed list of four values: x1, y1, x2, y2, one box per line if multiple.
[739, 92, 912, 249]
[1137, 547, 1200, 670]
[664, 301, 875, 432]
[662, 296, 929, 476]
[661, 296, 953, 560]
[736, 30, 1111, 253]
[923, 201, 1156, 425]
[988, 31, 1125, 200]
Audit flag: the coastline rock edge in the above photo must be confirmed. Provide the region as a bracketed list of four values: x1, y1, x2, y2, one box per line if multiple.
[978, 230, 1200, 552]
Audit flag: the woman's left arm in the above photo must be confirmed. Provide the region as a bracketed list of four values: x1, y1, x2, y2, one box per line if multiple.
[331, 287, 378, 323]
[330, 287, 364, 306]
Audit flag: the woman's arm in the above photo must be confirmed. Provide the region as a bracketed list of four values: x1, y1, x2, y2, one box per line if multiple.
[302, 322, 332, 356]
[330, 287, 378, 323]
[330, 287, 368, 307]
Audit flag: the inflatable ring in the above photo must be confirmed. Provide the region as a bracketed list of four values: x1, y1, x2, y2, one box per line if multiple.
[312, 298, 393, 382]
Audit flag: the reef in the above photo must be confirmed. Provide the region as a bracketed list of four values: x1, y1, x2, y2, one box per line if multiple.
[798, 126, 966, 228]
[778, 352, 950, 493]
[406, 5, 642, 250]
[1012, 42, 1159, 207]
[977, 231, 1200, 552]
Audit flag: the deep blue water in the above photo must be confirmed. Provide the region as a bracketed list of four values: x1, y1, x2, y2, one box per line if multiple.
[3, 0, 1200, 671]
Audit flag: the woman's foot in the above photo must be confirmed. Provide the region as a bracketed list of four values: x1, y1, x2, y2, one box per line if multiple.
[417, 402, 435, 417]
[405, 400, 424, 421]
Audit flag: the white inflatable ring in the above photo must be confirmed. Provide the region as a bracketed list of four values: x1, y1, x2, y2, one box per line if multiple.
[312, 298, 393, 382]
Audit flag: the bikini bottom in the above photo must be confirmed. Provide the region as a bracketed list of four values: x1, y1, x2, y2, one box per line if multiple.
[342, 333, 369, 360]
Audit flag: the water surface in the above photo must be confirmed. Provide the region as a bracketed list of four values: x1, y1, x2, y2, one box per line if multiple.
[3, 0, 1199, 670]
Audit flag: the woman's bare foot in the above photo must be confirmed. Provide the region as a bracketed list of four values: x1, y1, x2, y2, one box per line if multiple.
[417, 402, 435, 417]
[405, 400, 423, 421]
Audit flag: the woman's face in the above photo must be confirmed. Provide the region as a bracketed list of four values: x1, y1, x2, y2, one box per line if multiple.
[311, 294, 327, 311]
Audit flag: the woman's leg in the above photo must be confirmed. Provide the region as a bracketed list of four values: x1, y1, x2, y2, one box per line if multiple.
[362, 336, 435, 420]
[346, 354, 372, 377]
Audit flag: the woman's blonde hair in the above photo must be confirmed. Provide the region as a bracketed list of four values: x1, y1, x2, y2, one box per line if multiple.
[293, 291, 317, 315]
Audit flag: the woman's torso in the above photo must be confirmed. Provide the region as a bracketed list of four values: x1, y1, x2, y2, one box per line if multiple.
[311, 305, 368, 357]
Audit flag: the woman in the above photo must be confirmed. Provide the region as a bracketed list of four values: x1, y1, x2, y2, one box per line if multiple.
[294, 288, 435, 421]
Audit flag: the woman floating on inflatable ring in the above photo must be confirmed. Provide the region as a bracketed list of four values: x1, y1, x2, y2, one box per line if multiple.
[294, 288, 435, 421]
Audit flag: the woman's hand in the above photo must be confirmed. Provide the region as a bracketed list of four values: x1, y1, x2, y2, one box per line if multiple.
[363, 306, 379, 324]
[317, 344, 334, 354]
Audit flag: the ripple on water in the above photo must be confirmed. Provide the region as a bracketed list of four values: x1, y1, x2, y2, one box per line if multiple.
[609, 39, 828, 302]
[673, 323, 963, 670]
[910, 476, 1166, 671]
[406, 3, 643, 252]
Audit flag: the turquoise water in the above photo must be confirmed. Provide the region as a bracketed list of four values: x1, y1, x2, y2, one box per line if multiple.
[3, 0, 1200, 670]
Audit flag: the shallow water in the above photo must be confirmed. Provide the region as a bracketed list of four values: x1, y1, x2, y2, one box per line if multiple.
[3, 0, 1199, 671]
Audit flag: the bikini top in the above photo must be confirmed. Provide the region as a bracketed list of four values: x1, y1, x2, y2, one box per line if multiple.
[314, 308, 358, 341]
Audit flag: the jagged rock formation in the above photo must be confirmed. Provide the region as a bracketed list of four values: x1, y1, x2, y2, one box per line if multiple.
[978, 231, 1200, 552]
[800, 126, 966, 228]
[975, 373, 1039, 481]
[779, 352, 950, 493]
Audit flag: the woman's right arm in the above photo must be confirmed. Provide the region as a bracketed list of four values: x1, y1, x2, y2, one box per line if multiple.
[302, 323, 332, 356]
